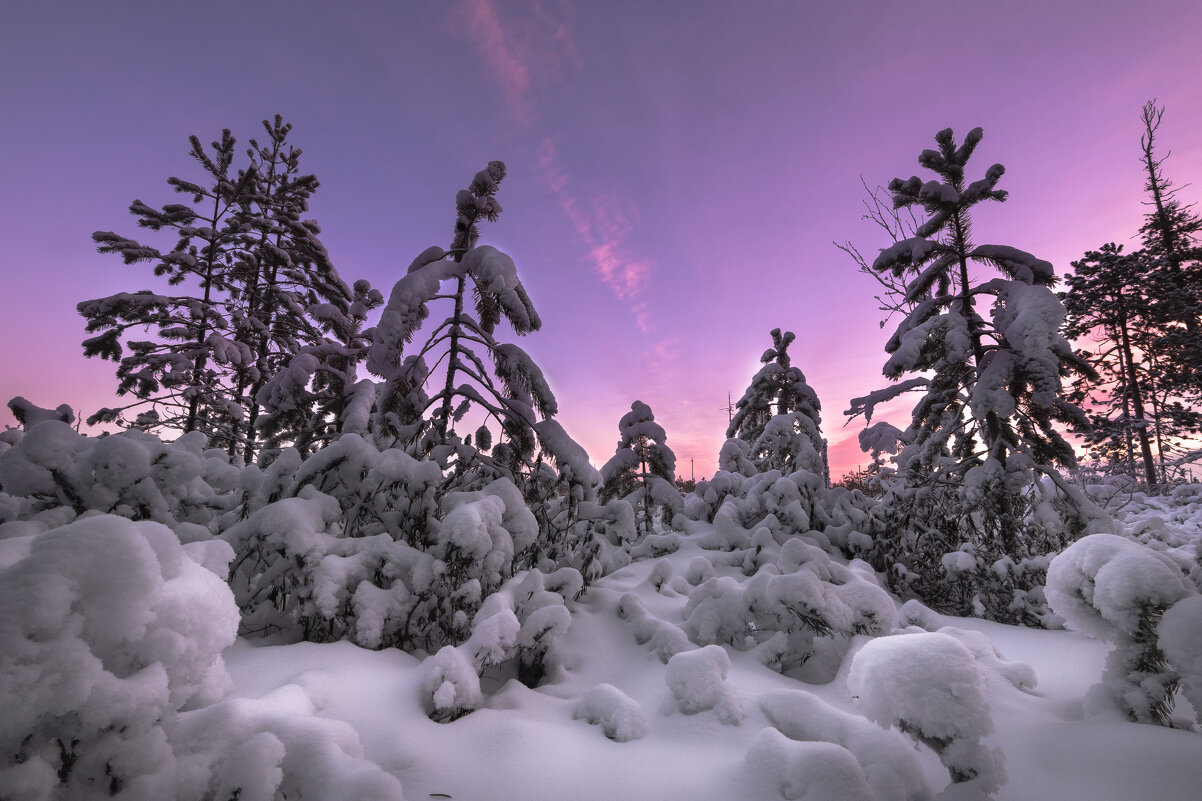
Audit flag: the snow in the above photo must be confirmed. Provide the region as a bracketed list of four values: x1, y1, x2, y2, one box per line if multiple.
[746, 728, 877, 801]
[759, 689, 930, 801]
[665, 644, 744, 723]
[573, 683, 647, 741]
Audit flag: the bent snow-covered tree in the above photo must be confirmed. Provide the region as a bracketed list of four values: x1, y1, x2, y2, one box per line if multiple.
[727, 328, 827, 481]
[848, 126, 1095, 622]
[365, 162, 597, 528]
[81, 117, 376, 462]
[600, 401, 682, 537]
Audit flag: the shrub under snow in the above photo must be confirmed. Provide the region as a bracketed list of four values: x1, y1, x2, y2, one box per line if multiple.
[1046, 532, 1198, 724]
[847, 632, 1005, 795]
[1158, 596, 1202, 724]
[573, 684, 646, 741]
[745, 728, 876, 801]
[0, 514, 404, 800]
[665, 645, 743, 724]
[0, 515, 237, 796]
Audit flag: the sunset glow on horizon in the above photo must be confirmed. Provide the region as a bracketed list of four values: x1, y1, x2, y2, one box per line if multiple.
[3, 1, 1201, 480]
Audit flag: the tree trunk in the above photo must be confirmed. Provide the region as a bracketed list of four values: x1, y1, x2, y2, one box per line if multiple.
[1117, 309, 1159, 488]
[436, 274, 467, 440]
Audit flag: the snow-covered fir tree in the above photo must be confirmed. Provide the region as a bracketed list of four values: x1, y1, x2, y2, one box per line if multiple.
[81, 117, 376, 462]
[727, 328, 827, 480]
[368, 162, 549, 478]
[600, 401, 682, 537]
[365, 162, 608, 575]
[848, 126, 1095, 622]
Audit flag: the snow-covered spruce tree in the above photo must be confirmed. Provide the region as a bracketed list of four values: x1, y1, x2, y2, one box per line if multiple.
[366, 162, 611, 573]
[847, 126, 1095, 623]
[224, 116, 384, 461]
[82, 117, 375, 462]
[367, 162, 547, 477]
[600, 401, 682, 538]
[727, 328, 828, 481]
[1062, 244, 1202, 488]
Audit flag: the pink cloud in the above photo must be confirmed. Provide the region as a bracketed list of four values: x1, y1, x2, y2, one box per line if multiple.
[538, 137, 656, 325]
[462, 0, 532, 121]
[457, 0, 577, 125]
[826, 431, 872, 480]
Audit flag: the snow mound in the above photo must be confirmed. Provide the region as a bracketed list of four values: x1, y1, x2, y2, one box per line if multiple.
[665, 644, 743, 724]
[573, 683, 646, 741]
[760, 689, 931, 801]
[746, 727, 876, 801]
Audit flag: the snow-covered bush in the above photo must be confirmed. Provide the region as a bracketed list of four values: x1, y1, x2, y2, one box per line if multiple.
[1047, 532, 1198, 724]
[173, 684, 405, 801]
[665, 645, 742, 724]
[0, 420, 238, 534]
[0, 513, 406, 800]
[225, 466, 563, 655]
[0, 515, 237, 795]
[423, 645, 484, 721]
[421, 567, 579, 721]
[848, 632, 1005, 796]
[573, 684, 646, 741]
[680, 534, 895, 675]
[684, 468, 746, 522]
[1159, 596, 1202, 726]
[614, 592, 692, 663]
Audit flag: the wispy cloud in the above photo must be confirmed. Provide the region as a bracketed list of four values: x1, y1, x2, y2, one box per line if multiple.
[455, 2, 655, 330]
[458, 0, 578, 124]
[538, 138, 655, 329]
[461, 0, 533, 122]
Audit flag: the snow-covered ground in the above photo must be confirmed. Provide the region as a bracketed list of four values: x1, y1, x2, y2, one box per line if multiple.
[6, 449, 1202, 801]
[206, 493, 1202, 801]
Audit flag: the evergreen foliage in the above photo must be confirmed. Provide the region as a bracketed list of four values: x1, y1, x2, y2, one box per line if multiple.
[727, 328, 827, 479]
[80, 117, 378, 462]
[1062, 244, 1202, 487]
[1138, 100, 1202, 365]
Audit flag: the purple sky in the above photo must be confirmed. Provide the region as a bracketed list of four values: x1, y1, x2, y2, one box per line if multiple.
[3, 1, 1201, 479]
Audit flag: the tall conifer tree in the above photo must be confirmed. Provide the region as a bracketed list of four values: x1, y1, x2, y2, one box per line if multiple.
[850, 127, 1091, 621]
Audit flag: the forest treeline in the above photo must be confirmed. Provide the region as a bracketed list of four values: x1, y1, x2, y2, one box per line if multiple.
[6, 102, 1200, 626]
